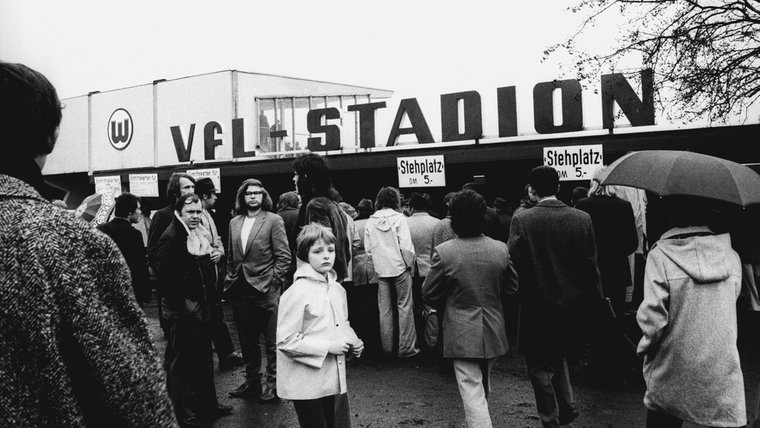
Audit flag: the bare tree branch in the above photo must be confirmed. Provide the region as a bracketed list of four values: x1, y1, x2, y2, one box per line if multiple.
[549, 0, 760, 122]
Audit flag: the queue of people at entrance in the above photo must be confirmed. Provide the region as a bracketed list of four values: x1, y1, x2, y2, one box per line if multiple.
[1, 61, 755, 428]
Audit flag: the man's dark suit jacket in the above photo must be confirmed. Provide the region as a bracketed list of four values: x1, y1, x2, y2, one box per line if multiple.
[507, 198, 603, 357]
[156, 216, 212, 303]
[97, 217, 151, 304]
[575, 194, 638, 314]
[147, 204, 173, 272]
[277, 206, 300, 280]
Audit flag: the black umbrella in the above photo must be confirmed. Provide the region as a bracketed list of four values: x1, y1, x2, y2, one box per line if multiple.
[600, 150, 760, 208]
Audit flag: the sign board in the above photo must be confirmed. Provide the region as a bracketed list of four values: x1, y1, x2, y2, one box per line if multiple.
[187, 168, 221, 192]
[94, 175, 122, 197]
[397, 155, 446, 188]
[543, 144, 604, 181]
[129, 173, 159, 197]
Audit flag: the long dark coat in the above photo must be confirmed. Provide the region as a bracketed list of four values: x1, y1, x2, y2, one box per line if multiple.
[575, 194, 638, 315]
[0, 173, 177, 427]
[507, 199, 603, 357]
[97, 217, 152, 304]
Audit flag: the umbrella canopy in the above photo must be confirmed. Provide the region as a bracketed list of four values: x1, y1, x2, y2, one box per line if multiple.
[600, 150, 760, 207]
[74, 192, 116, 225]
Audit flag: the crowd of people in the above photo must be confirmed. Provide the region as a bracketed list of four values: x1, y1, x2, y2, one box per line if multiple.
[2, 61, 760, 428]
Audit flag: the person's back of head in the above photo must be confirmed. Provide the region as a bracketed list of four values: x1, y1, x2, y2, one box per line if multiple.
[408, 192, 428, 212]
[292, 153, 331, 198]
[493, 197, 509, 213]
[528, 166, 560, 198]
[114, 192, 141, 218]
[278, 191, 300, 211]
[571, 186, 589, 205]
[461, 181, 485, 197]
[339, 202, 357, 219]
[375, 187, 401, 211]
[0, 62, 62, 164]
[450, 189, 486, 238]
[355, 198, 374, 220]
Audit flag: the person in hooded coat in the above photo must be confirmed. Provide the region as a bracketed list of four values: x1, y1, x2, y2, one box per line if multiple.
[637, 199, 745, 428]
[364, 186, 419, 358]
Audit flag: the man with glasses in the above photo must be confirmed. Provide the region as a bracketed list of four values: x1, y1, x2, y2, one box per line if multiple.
[225, 179, 290, 403]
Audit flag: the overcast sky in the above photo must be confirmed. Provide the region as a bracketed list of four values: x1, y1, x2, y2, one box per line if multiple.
[2, 0, 658, 139]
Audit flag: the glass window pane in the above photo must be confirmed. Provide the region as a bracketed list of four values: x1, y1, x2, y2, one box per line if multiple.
[257, 99, 275, 153]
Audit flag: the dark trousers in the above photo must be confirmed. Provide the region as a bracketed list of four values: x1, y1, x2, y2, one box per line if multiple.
[207, 275, 235, 359]
[346, 282, 381, 356]
[229, 278, 278, 389]
[292, 393, 351, 428]
[525, 354, 576, 428]
[162, 298, 218, 420]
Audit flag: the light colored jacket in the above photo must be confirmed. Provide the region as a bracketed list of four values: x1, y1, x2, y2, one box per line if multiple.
[364, 208, 415, 278]
[637, 226, 745, 426]
[406, 212, 439, 277]
[276, 263, 357, 400]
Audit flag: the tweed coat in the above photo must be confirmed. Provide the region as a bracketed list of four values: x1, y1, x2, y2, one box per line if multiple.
[423, 235, 518, 359]
[507, 198, 603, 357]
[0, 173, 177, 427]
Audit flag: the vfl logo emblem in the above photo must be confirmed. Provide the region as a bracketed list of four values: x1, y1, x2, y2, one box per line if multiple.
[108, 108, 133, 150]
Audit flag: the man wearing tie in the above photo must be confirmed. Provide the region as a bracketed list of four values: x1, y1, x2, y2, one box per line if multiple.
[225, 178, 291, 403]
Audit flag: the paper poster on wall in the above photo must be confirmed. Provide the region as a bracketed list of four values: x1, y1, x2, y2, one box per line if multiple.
[94, 175, 122, 197]
[397, 155, 446, 188]
[129, 173, 159, 197]
[543, 144, 604, 181]
[187, 168, 221, 192]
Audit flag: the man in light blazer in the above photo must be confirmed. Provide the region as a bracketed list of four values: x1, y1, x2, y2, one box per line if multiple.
[225, 178, 291, 403]
[423, 189, 518, 428]
[507, 166, 603, 428]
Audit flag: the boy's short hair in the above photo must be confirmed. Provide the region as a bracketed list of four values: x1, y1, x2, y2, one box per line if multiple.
[296, 223, 337, 262]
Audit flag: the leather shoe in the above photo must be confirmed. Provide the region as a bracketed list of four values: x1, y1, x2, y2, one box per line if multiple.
[559, 408, 580, 425]
[179, 416, 203, 428]
[228, 382, 260, 399]
[219, 350, 244, 371]
[259, 387, 279, 403]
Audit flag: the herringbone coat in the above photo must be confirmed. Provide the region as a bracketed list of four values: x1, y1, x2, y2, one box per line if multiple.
[0, 174, 177, 427]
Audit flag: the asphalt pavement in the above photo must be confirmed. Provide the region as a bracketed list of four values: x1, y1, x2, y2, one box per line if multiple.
[142, 297, 760, 428]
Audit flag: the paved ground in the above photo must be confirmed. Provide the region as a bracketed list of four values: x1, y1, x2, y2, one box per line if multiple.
[143, 297, 760, 428]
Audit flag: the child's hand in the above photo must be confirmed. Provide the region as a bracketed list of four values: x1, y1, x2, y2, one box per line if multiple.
[351, 340, 364, 358]
[329, 339, 350, 355]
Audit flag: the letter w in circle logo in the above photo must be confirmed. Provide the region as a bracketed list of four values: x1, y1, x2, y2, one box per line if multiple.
[108, 108, 133, 150]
